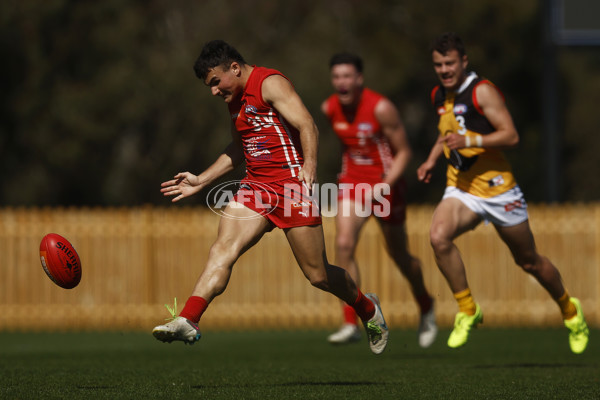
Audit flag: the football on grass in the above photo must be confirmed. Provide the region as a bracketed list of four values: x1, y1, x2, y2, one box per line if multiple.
[39, 233, 82, 289]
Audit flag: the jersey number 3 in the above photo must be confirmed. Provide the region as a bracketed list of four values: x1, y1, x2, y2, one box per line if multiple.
[456, 115, 467, 135]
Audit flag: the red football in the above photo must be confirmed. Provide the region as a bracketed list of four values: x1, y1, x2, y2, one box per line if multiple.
[39, 233, 82, 289]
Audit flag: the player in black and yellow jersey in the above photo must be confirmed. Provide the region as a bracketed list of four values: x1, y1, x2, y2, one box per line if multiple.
[417, 32, 589, 353]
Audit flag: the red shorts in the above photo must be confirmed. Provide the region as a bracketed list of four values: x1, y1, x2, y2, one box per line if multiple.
[337, 176, 407, 224]
[234, 177, 322, 229]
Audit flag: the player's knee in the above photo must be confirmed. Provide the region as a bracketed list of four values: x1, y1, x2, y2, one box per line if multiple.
[519, 263, 536, 275]
[307, 273, 328, 290]
[398, 255, 421, 274]
[514, 252, 543, 275]
[311, 279, 328, 291]
[335, 235, 356, 257]
[429, 226, 452, 254]
[515, 254, 539, 274]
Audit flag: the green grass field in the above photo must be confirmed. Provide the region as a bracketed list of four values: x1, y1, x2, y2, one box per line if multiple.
[0, 328, 598, 399]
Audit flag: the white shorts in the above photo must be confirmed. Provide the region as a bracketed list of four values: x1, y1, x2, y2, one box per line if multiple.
[442, 185, 529, 227]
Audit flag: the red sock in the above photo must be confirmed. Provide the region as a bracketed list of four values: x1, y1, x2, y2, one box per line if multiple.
[351, 291, 375, 322]
[343, 304, 357, 325]
[416, 294, 433, 314]
[179, 296, 208, 323]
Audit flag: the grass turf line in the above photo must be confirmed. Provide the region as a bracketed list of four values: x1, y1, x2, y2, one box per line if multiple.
[0, 329, 598, 399]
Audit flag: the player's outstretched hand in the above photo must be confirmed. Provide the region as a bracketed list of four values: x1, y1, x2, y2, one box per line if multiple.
[417, 161, 435, 184]
[160, 172, 202, 202]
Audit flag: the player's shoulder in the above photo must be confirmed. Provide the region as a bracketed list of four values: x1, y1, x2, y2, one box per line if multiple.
[473, 78, 505, 108]
[474, 78, 503, 97]
[257, 66, 292, 89]
[261, 72, 295, 102]
[362, 87, 385, 101]
[373, 94, 402, 125]
[373, 95, 395, 114]
[262, 72, 291, 85]
[361, 87, 388, 108]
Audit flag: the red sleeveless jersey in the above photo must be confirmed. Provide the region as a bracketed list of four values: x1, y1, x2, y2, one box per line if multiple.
[228, 66, 304, 183]
[324, 87, 393, 183]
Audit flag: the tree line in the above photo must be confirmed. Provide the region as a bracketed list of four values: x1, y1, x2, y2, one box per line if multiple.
[2, 0, 598, 206]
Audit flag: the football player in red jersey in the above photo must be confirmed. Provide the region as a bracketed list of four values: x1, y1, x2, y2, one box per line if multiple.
[418, 32, 589, 353]
[152, 40, 389, 354]
[322, 53, 437, 348]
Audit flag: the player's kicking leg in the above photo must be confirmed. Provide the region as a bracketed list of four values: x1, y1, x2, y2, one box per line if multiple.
[153, 315, 202, 345]
[153, 202, 270, 345]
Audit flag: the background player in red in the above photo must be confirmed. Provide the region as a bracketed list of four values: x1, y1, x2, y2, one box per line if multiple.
[152, 40, 389, 354]
[321, 53, 437, 348]
[417, 32, 589, 353]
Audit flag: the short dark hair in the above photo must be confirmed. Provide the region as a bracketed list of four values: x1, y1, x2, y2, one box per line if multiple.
[431, 32, 466, 57]
[329, 52, 363, 73]
[193, 40, 247, 80]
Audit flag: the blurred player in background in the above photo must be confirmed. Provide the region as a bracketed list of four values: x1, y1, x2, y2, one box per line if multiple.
[152, 40, 389, 354]
[417, 32, 589, 353]
[321, 53, 437, 348]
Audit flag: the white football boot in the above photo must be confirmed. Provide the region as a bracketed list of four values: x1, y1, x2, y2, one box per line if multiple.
[327, 323, 362, 344]
[362, 293, 389, 354]
[418, 305, 438, 348]
[152, 317, 201, 345]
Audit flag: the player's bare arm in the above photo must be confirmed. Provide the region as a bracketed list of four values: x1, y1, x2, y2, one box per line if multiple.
[417, 136, 445, 183]
[262, 74, 319, 190]
[375, 98, 411, 187]
[475, 82, 519, 148]
[443, 83, 519, 151]
[161, 127, 244, 202]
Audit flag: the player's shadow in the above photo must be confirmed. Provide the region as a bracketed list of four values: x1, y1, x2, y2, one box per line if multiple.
[472, 362, 592, 369]
[192, 381, 380, 389]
